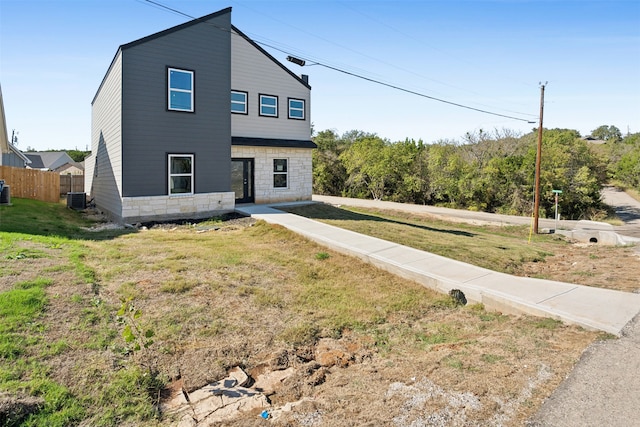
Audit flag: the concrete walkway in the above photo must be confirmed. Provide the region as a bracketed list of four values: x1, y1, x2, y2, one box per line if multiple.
[236, 202, 640, 336]
[238, 197, 640, 426]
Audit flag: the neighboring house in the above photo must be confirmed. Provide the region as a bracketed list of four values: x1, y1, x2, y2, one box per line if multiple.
[85, 7, 315, 224]
[25, 151, 79, 172]
[0, 83, 31, 168]
[3, 144, 31, 168]
[581, 136, 607, 145]
[56, 161, 85, 176]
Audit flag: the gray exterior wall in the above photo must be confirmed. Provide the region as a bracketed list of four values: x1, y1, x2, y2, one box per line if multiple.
[2, 152, 27, 168]
[88, 50, 123, 220]
[231, 28, 311, 141]
[120, 9, 232, 197]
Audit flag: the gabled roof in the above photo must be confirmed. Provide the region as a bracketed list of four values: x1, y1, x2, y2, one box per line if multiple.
[120, 7, 232, 51]
[55, 161, 84, 173]
[93, 7, 310, 104]
[25, 151, 74, 170]
[93, 8, 232, 105]
[9, 144, 32, 165]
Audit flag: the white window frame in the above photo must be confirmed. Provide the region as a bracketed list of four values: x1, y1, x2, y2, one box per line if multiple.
[288, 98, 305, 120]
[259, 94, 278, 117]
[168, 68, 194, 112]
[168, 154, 194, 195]
[273, 158, 288, 189]
[231, 90, 248, 114]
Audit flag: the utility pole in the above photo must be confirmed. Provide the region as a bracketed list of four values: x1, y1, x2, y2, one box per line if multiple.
[533, 83, 546, 234]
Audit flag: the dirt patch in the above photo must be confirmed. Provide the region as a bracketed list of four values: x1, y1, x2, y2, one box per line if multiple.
[519, 241, 640, 293]
[0, 392, 44, 426]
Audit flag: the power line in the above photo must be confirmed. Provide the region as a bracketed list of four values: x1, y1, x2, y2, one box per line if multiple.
[277, 52, 535, 123]
[137, 0, 193, 20]
[138, 0, 537, 124]
[336, 1, 538, 117]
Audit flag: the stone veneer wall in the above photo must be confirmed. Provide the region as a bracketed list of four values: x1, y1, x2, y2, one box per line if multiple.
[231, 146, 313, 204]
[121, 192, 235, 224]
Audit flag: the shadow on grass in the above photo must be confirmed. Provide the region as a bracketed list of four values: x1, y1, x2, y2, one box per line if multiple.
[282, 203, 477, 238]
[0, 198, 136, 241]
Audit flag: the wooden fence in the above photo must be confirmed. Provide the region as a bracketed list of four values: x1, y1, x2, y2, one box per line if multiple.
[0, 166, 60, 203]
[60, 174, 85, 195]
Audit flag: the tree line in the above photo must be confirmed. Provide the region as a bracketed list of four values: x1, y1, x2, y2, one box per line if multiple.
[312, 126, 640, 220]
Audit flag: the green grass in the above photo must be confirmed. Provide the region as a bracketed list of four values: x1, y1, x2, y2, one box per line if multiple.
[0, 277, 86, 426]
[282, 203, 559, 274]
[0, 198, 133, 241]
[0, 200, 161, 426]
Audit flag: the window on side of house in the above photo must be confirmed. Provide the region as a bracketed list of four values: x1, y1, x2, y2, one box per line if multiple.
[259, 94, 278, 117]
[168, 68, 194, 112]
[168, 154, 194, 195]
[273, 158, 288, 188]
[231, 90, 248, 114]
[288, 98, 305, 120]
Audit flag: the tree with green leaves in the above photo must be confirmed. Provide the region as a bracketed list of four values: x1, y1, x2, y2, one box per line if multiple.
[340, 135, 390, 200]
[590, 125, 622, 143]
[391, 139, 429, 204]
[312, 129, 348, 195]
[529, 129, 606, 219]
[615, 145, 640, 192]
[426, 141, 466, 206]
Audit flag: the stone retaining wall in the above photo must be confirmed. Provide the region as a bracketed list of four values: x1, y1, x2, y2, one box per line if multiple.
[121, 192, 235, 224]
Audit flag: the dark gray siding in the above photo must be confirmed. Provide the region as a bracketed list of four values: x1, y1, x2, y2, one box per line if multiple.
[121, 11, 232, 197]
[2, 153, 27, 167]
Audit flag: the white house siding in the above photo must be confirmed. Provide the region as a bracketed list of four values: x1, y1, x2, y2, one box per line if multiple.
[84, 153, 94, 189]
[87, 51, 124, 221]
[231, 30, 311, 141]
[232, 146, 312, 203]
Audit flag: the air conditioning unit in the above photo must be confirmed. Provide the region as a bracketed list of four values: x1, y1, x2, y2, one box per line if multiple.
[67, 192, 86, 210]
[0, 185, 10, 205]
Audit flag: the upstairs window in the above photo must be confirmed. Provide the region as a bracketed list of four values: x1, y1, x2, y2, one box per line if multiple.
[259, 94, 278, 117]
[288, 98, 305, 120]
[231, 90, 248, 114]
[273, 158, 288, 188]
[168, 68, 194, 112]
[168, 154, 194, 195]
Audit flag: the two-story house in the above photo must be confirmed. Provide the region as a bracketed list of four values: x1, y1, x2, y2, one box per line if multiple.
[85, 7, 314, 223]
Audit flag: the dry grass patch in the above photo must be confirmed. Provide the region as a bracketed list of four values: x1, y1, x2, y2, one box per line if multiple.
[80, 220, 598, 425]
[282, 203, 640, 292]
[0, 200, 604, 426]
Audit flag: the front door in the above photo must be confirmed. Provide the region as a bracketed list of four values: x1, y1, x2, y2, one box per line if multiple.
[231, 158, 254, 203]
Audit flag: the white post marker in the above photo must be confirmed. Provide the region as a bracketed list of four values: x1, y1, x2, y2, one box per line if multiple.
[552, 189, 563, 230]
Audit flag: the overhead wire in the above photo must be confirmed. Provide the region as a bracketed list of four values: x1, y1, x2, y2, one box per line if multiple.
[137, 0, 538, 124]
[335, 1, 538, 117]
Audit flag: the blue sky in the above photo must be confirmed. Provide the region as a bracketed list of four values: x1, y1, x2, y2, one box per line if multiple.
[1, 0, 639, 151]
